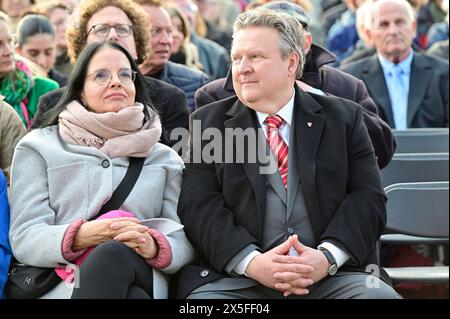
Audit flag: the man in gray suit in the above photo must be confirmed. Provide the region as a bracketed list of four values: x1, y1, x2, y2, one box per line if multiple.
[341, 0, 449, 129]
[175, 8, 401, 299]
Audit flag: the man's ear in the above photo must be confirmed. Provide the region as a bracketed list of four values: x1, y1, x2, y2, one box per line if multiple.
[363, 27, 373, 47]
[288, 52, 300, 78]
[366, 26, 374, 45]
[305, 32, 313, 54]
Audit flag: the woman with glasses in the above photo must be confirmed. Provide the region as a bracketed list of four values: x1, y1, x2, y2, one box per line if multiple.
[32, 0, 189, 148]
[8, 42, 195, 299]
[0, 12, 59, 130]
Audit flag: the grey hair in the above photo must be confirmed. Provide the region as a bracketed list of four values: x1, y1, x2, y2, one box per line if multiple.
[371, 0, 416, 25]
[357, 0, 373, 31]
[232, 7, 306, 79]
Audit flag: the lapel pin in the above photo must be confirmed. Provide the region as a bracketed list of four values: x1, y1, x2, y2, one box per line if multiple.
[307, 122, 312, 127]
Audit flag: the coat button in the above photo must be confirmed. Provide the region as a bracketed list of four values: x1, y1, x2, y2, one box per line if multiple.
[101, 160, 110, 168]
[287, 227, 294, 235]
[200, 269, 210, 278]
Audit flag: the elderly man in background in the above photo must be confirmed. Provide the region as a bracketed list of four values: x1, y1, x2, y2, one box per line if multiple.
[341, 0, 449, 129]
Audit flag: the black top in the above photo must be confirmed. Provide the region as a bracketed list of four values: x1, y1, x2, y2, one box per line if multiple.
[48, 68, 68, 88]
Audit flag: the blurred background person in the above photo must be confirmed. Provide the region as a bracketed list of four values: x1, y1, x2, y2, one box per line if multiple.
[205, 0, 242, 35]
[166, 4, 204, 71]
[427, 38, 449, 58]
[137, 0, 209, 112]
[0, 12, 59, 129]
[341, 0, 449, 129]
[195, 0, 242, 36]
[426, 1, 449, 48]
[0, 0, 34, 29]
[167, 0, 229, 79]
[340, 0, 375, 65]
[32, 0, 73, 77]
[193, 0, 233, 51]
[15, 14, 68, 87]
[320, 0, 348, 38]
[326, 0, 368, 66]
[416, 0, 448, 48]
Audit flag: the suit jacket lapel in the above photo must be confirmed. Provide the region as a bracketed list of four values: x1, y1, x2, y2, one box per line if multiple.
[225, 100, 266, 238]
[407, 53, 432, 127]
[288, 87, 325, 222]
[286, 121, 300, 219]
[361, 56, 395, 126]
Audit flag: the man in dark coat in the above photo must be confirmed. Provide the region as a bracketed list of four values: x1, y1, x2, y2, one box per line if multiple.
[175, 7, 400, 300]
[340, 0, 449, 130]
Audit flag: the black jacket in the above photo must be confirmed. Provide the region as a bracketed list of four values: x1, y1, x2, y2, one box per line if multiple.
[48, 69, 68, 88]
[149, 61, 209, 112]
[32, 76, 189, 147]
[195, 44, 395, 168]
[176, 87, 388, 298]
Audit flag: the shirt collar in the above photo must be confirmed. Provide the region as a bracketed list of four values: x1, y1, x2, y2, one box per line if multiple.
[378, 50, 413, 76]
[255, 90, 295, 128]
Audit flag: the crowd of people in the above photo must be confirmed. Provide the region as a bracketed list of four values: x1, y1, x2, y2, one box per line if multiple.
[0, 0, 448, 299]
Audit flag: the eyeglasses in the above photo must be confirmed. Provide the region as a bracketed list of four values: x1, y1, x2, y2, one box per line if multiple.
[87, 24, 134, 38]
[86, 68, 137, 85]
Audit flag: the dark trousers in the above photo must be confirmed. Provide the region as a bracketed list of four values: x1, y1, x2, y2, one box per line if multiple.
[71, 241, 153, 299]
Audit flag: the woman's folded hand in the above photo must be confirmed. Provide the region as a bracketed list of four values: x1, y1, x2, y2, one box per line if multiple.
[72, 217, 141, 251]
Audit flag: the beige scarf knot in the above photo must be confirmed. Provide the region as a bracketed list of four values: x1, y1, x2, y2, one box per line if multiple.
[59, 100, 162, 158]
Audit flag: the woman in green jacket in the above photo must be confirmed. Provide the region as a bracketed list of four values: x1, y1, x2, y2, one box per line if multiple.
[0, 12, 59, 129]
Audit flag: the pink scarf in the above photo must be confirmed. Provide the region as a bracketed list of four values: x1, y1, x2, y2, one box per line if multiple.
[58, 101, 161, 158]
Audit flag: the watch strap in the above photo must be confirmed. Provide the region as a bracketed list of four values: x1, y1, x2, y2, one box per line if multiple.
[319, 247, 338, 275]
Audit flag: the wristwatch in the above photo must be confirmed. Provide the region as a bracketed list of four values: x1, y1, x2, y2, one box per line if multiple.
[319, 247, 338, 276]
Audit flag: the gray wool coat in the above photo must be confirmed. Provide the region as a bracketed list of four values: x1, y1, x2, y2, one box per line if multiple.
[9, 125, 195, 298]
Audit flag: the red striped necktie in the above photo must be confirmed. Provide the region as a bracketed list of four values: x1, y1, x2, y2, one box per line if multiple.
[265, 114, 289, 188]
